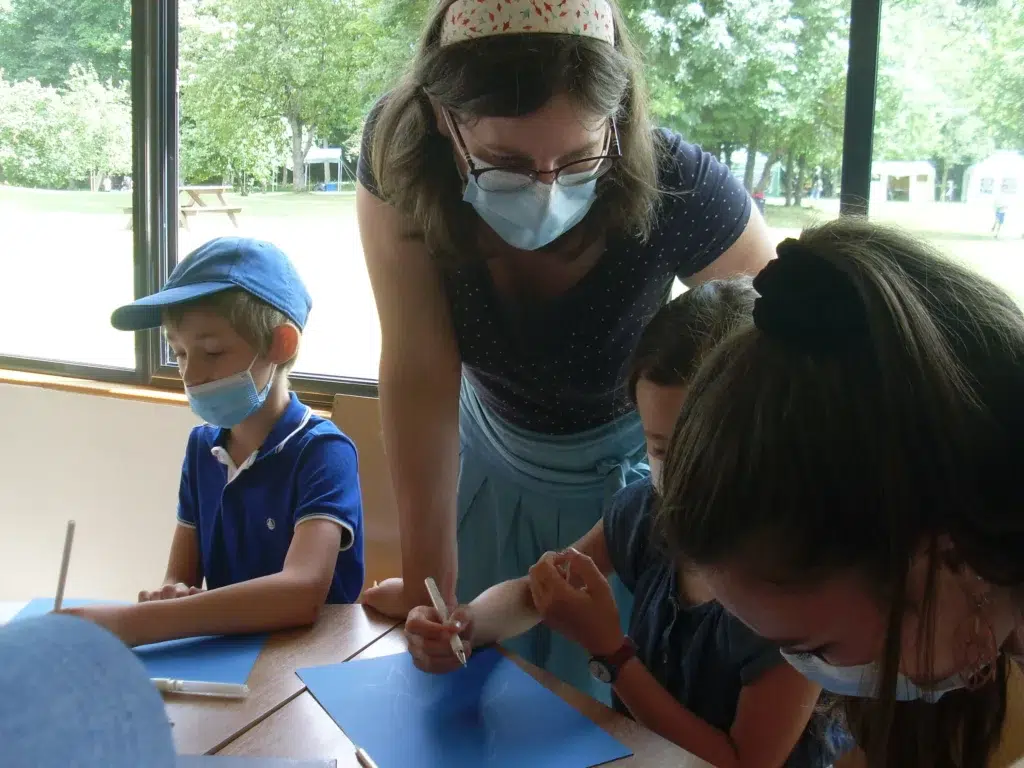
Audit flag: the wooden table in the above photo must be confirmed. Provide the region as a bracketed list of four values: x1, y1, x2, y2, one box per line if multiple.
[180, 185, 232, 209]
[122, 185, 242, 230]
[1, 600, 709, 765]
[220, 630, 711, 767]
[169, 605, 398, 755]
[178, 185, 241, 229]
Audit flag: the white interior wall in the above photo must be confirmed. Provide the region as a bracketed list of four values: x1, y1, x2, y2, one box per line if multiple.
[0, 384, 199, 601]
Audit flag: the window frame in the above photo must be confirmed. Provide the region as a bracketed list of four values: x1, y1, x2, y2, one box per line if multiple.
[1, 0, 881, 406]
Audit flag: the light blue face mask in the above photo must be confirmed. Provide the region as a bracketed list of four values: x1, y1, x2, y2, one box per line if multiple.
[781, 650, 967, 702]
[463, 165, 598, 251]
[185, 356, 275, 428]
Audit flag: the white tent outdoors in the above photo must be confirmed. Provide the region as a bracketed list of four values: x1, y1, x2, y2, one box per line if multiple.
[303, 146, 352, 191]
[963, 151, 1024, 205]
[870, 160, 935, 203]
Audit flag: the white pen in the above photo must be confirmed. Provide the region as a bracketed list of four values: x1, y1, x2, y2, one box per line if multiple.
[151, 678, 250, 699]
[424, 577, 467, 666]
[54, 520, 76, 612]
[355, 746, 379, 768]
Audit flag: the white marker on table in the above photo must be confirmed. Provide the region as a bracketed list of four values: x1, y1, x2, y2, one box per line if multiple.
[355, 746, 380, 768]
[424, 577, 467, 667]
[151, 678, 250, 699]
[54, 520, 76, 612]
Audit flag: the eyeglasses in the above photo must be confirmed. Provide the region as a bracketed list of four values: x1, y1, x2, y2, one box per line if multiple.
[443, 109, 622, 193]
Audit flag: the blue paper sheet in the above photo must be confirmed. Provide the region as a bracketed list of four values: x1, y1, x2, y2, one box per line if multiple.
[298, 648, 632, 768]
[177, 759, 335, 767]
[14, 598, 266, 685]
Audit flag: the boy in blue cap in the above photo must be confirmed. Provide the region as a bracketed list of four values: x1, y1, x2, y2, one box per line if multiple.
[66, 237, 364, 647]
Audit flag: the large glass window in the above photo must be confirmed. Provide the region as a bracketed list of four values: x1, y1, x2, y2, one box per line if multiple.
[6, 0, 1006, 396]
[174, 0, 421, 383]
[0, 0, 135, 369]
[625, 0, 851, 253]
[872, 0, 1024, 303]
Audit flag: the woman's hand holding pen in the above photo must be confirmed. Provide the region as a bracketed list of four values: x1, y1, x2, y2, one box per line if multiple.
[406, 604, 475, 674]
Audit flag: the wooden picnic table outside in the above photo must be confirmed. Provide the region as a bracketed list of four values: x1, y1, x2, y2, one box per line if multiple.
[177, 185, 242, 230]
[180, 185, 232, 209]
[122, 185, 242, 230]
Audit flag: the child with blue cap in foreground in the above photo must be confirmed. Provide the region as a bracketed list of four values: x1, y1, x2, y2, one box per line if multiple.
[0, 613, 176, 768]
[66, 237, 365, 646]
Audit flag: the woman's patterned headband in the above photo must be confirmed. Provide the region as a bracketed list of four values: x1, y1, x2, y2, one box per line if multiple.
[440, 0, 615, 47]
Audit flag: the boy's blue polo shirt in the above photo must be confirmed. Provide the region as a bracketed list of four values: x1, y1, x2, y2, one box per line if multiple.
[176, 392, 364, 603]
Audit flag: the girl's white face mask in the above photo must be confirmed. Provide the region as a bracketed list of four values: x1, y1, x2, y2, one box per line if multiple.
[647, 455, 663, 494]
[781, 651, 967, 702]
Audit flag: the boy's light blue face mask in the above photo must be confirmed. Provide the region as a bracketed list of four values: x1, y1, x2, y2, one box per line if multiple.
[185, 356, 275, 428]
[463, 166, 598, 251]
[781, 650, 967, 702]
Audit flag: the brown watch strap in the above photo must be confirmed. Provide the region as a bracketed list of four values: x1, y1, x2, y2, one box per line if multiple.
[602, 636, 637, 668]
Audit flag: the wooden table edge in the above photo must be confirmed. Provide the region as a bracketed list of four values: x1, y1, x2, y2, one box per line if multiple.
[207, 619, 403, 755]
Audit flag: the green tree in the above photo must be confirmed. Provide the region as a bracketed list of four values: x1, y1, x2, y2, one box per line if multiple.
[0, 75, 76, 187]
[0, 0, 130, 86]
[625, 0, 802, 153]
[178, 6, 288, 189]
[63, 64, 132, 190]
[624, 0, 848, 197]
[773, 0, 848, 203]
[875, 0, 992, 158]
[973, 0, 1024, 149]
[0, 66, 129, 188]
[180, 0, 415, 191]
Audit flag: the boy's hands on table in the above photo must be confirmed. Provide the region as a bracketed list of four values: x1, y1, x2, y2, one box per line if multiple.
[61, 604, 142, 647]
[139, 583, 203, 602]
[529, 548, 624, 657]
[60, 583, 205, 646]
[406, 603, 475, 673]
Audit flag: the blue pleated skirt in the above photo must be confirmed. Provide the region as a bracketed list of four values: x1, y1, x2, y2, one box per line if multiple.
[457, 377, 648, 703]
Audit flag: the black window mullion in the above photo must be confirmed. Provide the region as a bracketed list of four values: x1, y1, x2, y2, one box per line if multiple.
[839, 0, 883, 217]
[142, 0, 184, 388]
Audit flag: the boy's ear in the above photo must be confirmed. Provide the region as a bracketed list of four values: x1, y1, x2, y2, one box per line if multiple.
[268, 324, 299, 365]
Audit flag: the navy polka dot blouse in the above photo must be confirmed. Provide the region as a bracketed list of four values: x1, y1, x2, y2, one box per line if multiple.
[359, 118, 751, 435]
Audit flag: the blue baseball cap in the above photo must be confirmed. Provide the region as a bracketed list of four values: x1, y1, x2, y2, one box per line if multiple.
[111, 237, 312, 331]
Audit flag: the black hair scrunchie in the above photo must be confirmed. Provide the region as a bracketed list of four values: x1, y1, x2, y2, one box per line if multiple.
[752, 238, 869, 355]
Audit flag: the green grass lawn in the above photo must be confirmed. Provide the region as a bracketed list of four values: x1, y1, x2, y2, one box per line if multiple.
[1, 186, 1021, 377]
[763, 198, 1024, 304]
[0, 185, 358, 217]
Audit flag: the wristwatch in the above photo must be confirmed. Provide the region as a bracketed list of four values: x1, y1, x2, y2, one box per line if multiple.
[588, 637, 637, 684]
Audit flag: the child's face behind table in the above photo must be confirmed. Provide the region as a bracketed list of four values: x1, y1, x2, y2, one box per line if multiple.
[634, 378, 688, 490]
[165, 307, 274, 391]
[635, 377, 719, 607]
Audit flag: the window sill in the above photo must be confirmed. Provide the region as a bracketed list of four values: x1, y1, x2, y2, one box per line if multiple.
[0, 368, 188, 406]
[0, 369, 331, 417]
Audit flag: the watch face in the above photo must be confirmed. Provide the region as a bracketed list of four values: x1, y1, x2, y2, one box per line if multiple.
[589, 658, 612, 684]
